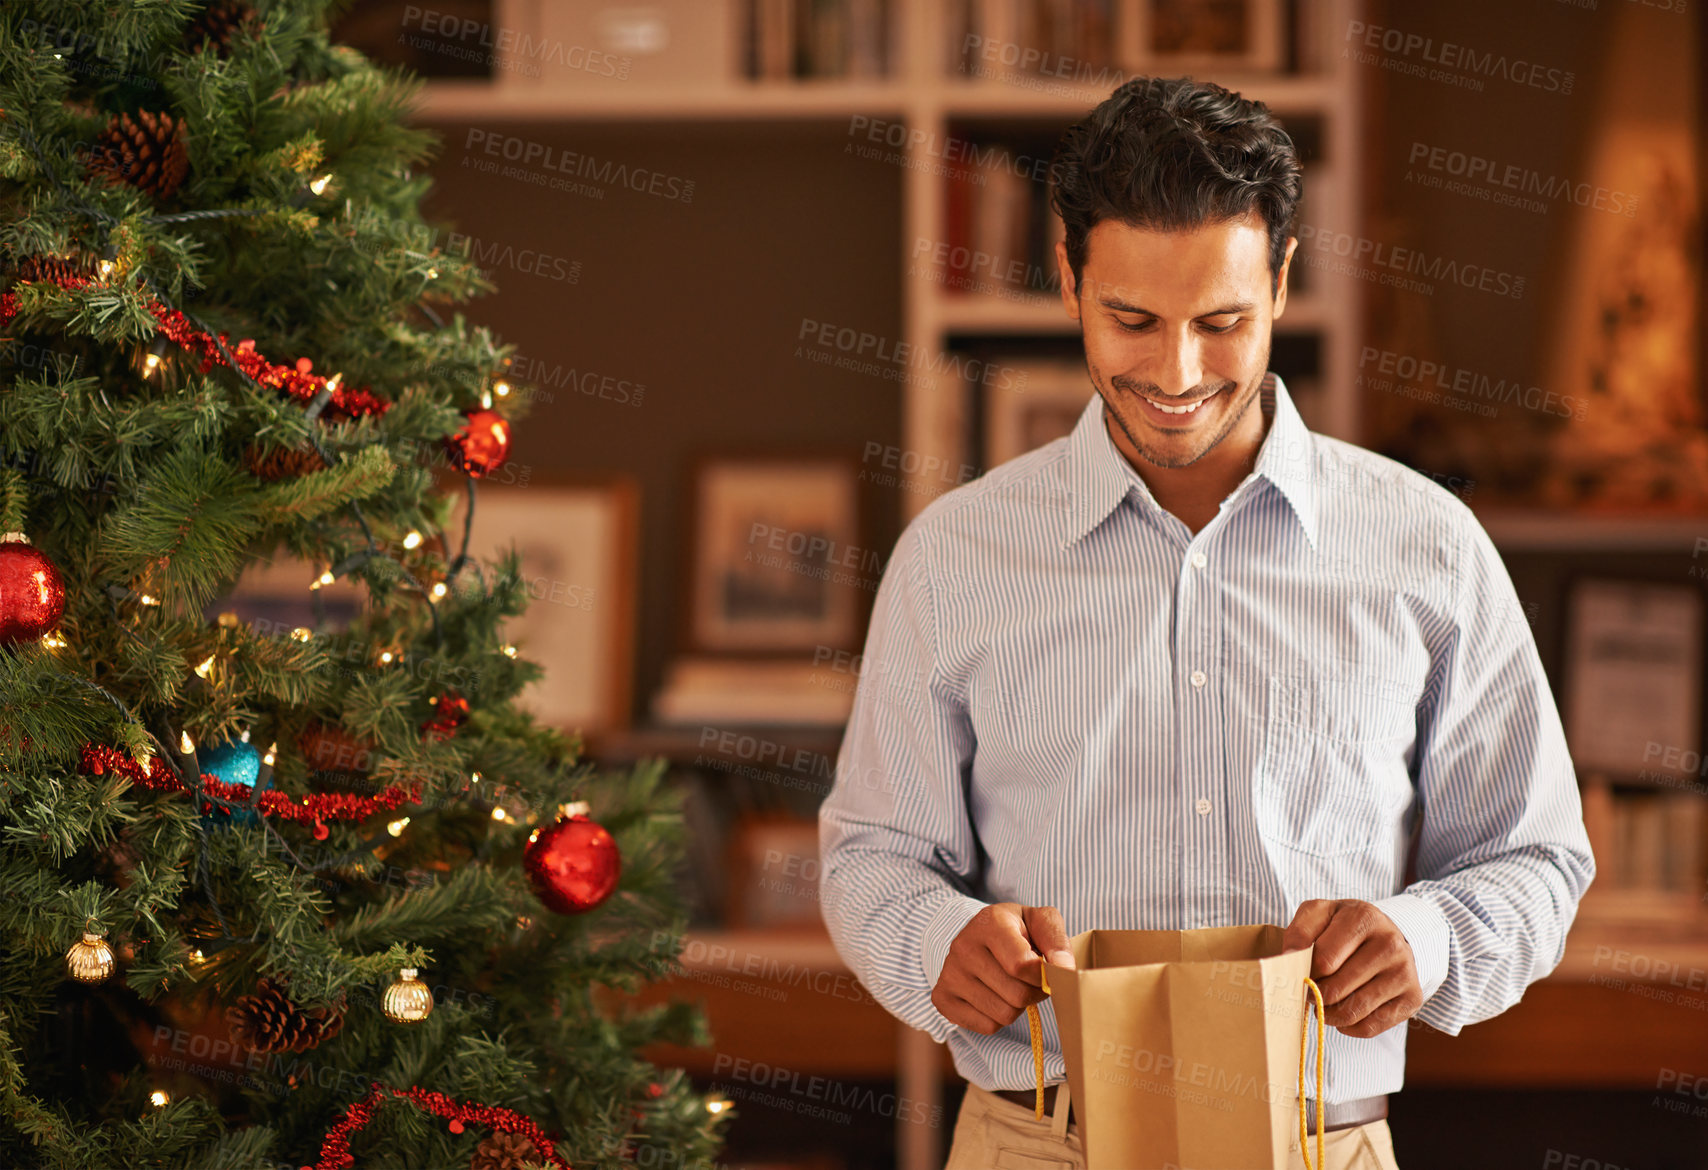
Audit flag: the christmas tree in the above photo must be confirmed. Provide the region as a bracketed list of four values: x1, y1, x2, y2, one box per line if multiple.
[0, 2, 725, 1167]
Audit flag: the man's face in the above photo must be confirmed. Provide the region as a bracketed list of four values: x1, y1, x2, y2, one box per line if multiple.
[1055, 211, 1296, 470]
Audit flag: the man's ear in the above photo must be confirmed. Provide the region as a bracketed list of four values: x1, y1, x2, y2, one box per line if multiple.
[1054, 239, 1080, 322]
[1272, 235, 1299, 318]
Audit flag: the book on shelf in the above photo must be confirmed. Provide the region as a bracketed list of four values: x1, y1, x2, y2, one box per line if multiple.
[746, 0, 892, 80]
[652, 655, 856, 725]
[949, 0, 1117, 83]
[941, 135, 1065, 305]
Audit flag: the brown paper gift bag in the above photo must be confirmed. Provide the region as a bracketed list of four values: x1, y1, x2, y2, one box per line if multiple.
[1024, 924, 1328, 1170]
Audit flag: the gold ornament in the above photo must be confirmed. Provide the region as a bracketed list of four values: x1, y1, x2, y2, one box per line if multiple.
[66, 929, 116, 983]
[382, 967, 434, 1023]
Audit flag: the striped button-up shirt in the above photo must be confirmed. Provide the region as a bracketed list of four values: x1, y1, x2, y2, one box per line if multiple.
[818, 373, 1596, 1101]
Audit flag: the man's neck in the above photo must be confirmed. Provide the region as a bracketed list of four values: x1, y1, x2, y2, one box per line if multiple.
[1103, 398, 1269, 536]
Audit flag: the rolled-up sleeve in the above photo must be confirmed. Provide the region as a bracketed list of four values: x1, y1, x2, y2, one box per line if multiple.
[1398, 510, 1597, 1035]
[818, 523, 986, 1042]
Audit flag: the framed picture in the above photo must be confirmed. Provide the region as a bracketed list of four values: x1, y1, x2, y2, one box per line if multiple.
[1562, 577, 1704, 778]
[1120, 0, 1285, 74]
[984, 359, 1094, 468]
[685, 455, 863, 654]
[450, 479, 640, 734]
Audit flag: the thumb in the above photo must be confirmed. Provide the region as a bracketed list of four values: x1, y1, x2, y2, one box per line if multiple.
[1023, 905, 1075, 970]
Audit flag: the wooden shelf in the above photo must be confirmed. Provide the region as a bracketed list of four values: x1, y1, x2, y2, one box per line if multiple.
[414, 75, 1340, 125]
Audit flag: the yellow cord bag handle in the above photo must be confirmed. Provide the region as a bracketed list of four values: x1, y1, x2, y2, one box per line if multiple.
[1299, 976, 1326, 1170]
[1023, 965, 1329, 1166]
[1024, 962, 1051, 1119]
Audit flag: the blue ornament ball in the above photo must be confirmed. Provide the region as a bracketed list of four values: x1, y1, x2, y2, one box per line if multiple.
[201, 737, 260, 789]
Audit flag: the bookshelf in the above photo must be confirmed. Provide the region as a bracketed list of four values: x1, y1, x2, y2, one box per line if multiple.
[443, 0, 1368, 528]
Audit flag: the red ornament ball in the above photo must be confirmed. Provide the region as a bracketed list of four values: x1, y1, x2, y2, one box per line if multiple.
[421, 693, 470, 741]
[523, 814, 621, 915]
[0, 534, 66, 645]
[444, 409, 510, 479]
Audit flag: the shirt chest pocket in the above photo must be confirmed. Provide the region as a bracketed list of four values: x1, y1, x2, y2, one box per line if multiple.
[1255, 675, 1417, 858]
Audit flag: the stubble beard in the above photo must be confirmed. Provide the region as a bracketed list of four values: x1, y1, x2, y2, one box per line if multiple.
[1091, 343, 1271, 471]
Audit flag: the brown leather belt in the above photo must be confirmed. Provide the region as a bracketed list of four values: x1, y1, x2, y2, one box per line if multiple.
[988, 1085, 1388, 1133]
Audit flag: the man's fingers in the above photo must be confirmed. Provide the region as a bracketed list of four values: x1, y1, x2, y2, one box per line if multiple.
[967, 945, 1042, 1011]
[1322, 963, 1413, 1029]
[985, 905, 1050, 987]
[1311, 931, 1402, 1007]
[932, 988, 1004, 1035]
[1282, 899, 1339, 954]
[1302, 901, 1382, 979]
[1023, 905, 1075, 969]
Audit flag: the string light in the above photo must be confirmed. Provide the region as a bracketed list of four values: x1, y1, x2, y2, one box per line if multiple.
[179, 731, 195, 754]
[481, 390, 493, 409]
[402, 530, 422, 550]
[139, 594, 160, 606]
[490, 807, 509, 823]
[194, 654, 216, 678]
[386, 817, 410, 837]
[430, 582, 447, 600]
[41, 631, 67, 650]
[96, 258, 115, 279]
[290, 627, 312, 642]
[142, 338, 168, 377]
[493, 380, 511, 398]
[188, 948, 205, 965]
[705, 1098, 731, 1115]
[309, 173, 333, 196]
[262, 742, 277, 766]
[378, 650, 394, 665]
[558, 801, 591, 818]
[150, 1090, 169, 1108]
[501, 644, 517, 658]
[311, 570, 334, 590]
[426, 266, 439, 280]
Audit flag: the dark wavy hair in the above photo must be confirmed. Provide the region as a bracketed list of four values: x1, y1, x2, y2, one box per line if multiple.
[1049, 76, 1303, 297]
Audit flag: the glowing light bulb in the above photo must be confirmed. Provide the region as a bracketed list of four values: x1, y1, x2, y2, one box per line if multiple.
[263, 743, 277, 766]
[430, 582, 448, 600]
[491, 807, 509, 822]
[179, 731, 195, 754]
[493, 380, 510, 397]
[139, 594, 159, 606]
[501, 644, 517, 658]
[143, 352, 161, 375]
[150, 1090, 169, 1108]
[188, 948, 205, 965]
[387, 817, 410, 837]
[426, 266, 439, 280]
[309, 173, 333, 196]
[481, 390, 493, 409]
[41, 631, 67, 649]
[402, 530, 423, 550]
[378, 651, 394, 665]
[291, 627, 312, 642]
[705, 1098, 731, 1115]
[96, 258, 115, 279]
[194, 654, 216, 678]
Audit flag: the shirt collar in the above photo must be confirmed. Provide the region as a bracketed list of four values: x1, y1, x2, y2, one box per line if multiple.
[1061, 371, 1319, 549]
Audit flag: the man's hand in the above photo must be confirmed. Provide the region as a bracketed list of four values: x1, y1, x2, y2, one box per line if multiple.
[1282, 899, 1425, 1039]
[931, 903, 1075, 1035]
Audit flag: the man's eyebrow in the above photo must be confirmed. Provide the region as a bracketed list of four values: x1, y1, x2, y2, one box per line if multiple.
[1097, 298, 1257, 316]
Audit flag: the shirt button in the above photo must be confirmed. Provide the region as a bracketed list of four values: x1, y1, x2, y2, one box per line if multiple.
[1190, 551, 1207, 570]
[1190, 669, 1206, 688]
[1194, 797, 1212, 816]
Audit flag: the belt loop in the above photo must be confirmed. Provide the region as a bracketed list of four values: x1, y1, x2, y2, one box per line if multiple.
[1050, 1079, 1072, 1139]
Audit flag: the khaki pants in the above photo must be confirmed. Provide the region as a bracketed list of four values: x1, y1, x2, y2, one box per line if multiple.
[945, 1085, 1402, 1170]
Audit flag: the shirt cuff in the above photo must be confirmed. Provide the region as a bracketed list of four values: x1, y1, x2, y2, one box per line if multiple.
[1370, 891, 1452, 1003]
[920, 893, 990, 991]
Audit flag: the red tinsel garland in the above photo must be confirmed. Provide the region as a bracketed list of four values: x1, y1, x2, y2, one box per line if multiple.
[1, 271, 390, 421]
[78, 742, 420, 828]
[308, 1081, 571, 1170]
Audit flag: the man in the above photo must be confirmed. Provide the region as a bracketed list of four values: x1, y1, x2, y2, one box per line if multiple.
[818, 76, 1595, 1170]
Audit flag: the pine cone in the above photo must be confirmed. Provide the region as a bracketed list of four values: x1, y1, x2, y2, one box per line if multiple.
[470, 1130, 539, 1170]
[226, 977, 345, 1054]
[86, 110, 190, 201]
[185, 0, 261, 55]
[243, 442, 325, 481]
[12, 254, 96, 286]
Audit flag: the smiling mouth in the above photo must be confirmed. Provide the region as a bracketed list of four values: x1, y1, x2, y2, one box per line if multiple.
[1141, 387, 1221, 415]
